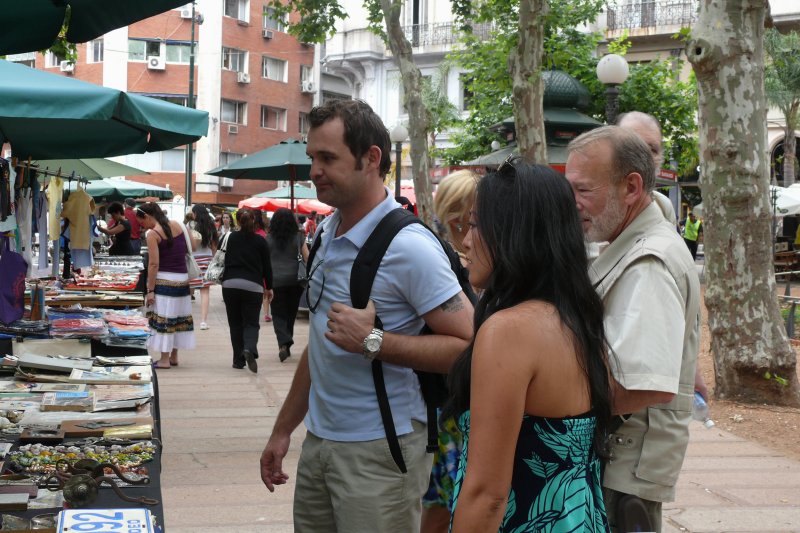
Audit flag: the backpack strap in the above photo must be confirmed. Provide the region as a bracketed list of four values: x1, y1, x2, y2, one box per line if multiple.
[351, 208, 418, 474]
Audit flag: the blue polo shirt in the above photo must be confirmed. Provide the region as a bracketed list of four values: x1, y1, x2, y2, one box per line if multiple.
[304, 189, 462, 442]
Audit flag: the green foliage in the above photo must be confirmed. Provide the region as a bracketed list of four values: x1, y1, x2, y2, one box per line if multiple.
[617, 59, 699, 176]
[422, 63, 461, 158]
[40, 6, 77, 64]
[764, 29, 800, 129]
[441, 0, 698, 173]
[265, 0, 346, 42]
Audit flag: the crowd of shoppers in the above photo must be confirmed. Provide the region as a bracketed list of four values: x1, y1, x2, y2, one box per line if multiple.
[126, 98, 701, 533]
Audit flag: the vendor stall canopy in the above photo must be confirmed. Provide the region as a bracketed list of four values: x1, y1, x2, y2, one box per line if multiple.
[0, 1, 190, 55]
[0, 59, 209, 160]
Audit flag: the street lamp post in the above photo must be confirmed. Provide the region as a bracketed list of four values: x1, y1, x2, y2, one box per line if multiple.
[596, 53, 629, 125]
[185, 2, 203, 208]
[389, 124, 408, 199]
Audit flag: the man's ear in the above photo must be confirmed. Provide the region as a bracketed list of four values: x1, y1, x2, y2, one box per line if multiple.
[622, 172, 646, 206]
[365, 145, 382, 172]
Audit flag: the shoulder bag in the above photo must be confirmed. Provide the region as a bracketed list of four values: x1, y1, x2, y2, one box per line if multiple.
[204, 232, 231, 284]
[296, 234, 308, 287]
[179, 222, 201, 279]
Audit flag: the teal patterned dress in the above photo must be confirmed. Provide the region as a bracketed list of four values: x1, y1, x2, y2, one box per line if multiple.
[450, 411, 609, 533]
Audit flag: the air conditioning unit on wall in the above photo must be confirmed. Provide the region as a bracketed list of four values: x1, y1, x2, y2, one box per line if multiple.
[228, 124, 239, 134]
[59, 61, 74, 73]
[263, 29, 274, 39]
[301, 81, 314, 93]
[237, 72, 250, 83]
[147, 56, 166, 70]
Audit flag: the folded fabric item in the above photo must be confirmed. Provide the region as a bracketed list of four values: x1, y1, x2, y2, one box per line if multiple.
[103, 312, 148, 327]
[108, 325, 149, 338]
[49, 318, 107, 339]
[0, 319, 49, 337]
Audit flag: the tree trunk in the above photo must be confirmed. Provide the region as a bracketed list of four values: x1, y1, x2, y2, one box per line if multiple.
[688, 0, 800, 406]
[381, 0, 434, 227]
[783, 104, 798, 186]
[508, 0, 548, 164]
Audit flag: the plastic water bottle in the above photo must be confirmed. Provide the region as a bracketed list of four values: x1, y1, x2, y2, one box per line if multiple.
[692, 392, 715, 428]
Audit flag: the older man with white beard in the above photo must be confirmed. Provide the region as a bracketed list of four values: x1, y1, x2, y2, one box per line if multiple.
[565, 125, 701, 533]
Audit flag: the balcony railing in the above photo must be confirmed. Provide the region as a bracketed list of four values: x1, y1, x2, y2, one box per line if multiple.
[401, 22, 495, 47]
[607, 1, 698, 31]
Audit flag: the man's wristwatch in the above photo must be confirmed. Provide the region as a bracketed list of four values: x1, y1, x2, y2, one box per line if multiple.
[362, 328, 384, 360]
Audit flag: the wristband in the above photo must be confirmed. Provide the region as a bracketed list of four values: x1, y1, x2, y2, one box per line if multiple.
[147, 290, 155, 294]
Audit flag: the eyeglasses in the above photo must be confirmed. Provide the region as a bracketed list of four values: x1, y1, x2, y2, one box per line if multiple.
[304, 259, 326, 313]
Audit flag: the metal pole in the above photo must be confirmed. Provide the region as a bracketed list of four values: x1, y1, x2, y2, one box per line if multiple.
[605, 84, 620, 125]
[184, 1, 197, 209]
[394, 141, 402, 199]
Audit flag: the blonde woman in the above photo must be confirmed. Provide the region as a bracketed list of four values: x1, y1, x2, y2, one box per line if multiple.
[421, 169, 479, 533]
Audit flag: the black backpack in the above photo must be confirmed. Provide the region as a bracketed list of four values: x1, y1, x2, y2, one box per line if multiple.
[307, 208, 476, 473]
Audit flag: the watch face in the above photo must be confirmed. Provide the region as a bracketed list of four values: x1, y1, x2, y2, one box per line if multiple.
[365, 336, 381, 353]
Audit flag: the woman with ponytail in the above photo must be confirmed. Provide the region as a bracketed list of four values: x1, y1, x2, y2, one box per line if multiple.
[136, 202, 198, 369]
[444, 160, 613, 532]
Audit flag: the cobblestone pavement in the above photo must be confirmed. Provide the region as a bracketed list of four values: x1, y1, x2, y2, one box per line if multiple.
[154, 286, 800, 532]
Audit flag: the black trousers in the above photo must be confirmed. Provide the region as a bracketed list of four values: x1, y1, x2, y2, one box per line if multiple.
[271, 284, 305, 348]
[684, 238, 698, 260]
[222, 287, 263, 366]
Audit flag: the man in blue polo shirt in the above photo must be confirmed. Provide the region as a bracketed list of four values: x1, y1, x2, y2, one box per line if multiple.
[259, 99, 474, 532]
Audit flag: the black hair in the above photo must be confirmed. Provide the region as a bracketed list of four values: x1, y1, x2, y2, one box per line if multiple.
[192, 204, 218, 249]
[107, 202, 124, 216]
[237, 208, 255, 234]
[253, 209, 267, 233]
[137, 202, 173, 245]
[308, 99, 392, 177]
[269, 208, 300, 249]
[441, 160, 613, 457]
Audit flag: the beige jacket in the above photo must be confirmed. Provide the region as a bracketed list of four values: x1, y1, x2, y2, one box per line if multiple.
[591, 201, 701, 502]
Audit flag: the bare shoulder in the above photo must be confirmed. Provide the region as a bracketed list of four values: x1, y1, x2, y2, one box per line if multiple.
[170, 220, 184, 235]
[475, 301, 565, 358]
[480, 301, 561, 337]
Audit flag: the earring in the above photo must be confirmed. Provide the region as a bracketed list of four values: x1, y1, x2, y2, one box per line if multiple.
[455, 223, 463, 233]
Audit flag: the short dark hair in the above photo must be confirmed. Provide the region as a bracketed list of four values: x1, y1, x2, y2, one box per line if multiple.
[308, 99, 391, 177]
[124, 198, 136, 208]
[107, 202, 124, 216]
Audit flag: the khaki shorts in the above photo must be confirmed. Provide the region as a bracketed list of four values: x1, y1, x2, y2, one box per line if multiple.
[294, 421, 431, 533]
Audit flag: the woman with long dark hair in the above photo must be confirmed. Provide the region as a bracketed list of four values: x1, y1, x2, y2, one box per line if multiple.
[222, 208, 273, 372]
[137, 202, 198, 369]
[265, 208, 309, 362]
[189, 204, 219, 330]
[445, 160, 613, 532]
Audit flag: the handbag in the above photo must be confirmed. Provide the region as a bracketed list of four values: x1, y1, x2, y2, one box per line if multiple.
[180, 222, 201, 279]
[0, 238, 27, 325]
[297, 253, 308, 287]
[296, 235, 308, 286]
[204, 232, 230, 284]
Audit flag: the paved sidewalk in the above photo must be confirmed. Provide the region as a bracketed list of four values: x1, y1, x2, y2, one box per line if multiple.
[154, 286, 800, 532]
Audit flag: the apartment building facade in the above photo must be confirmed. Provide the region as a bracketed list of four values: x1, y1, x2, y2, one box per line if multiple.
[8, 1, 315, 205]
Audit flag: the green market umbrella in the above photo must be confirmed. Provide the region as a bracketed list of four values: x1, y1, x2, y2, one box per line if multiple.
[0, 59, 208, 160]
[65, 178, 173, 201]
[255, 184, 317, 199]
[35, 158, 149, 181]
[0, 1, 189, 55]
[207, 138, 311, 208]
